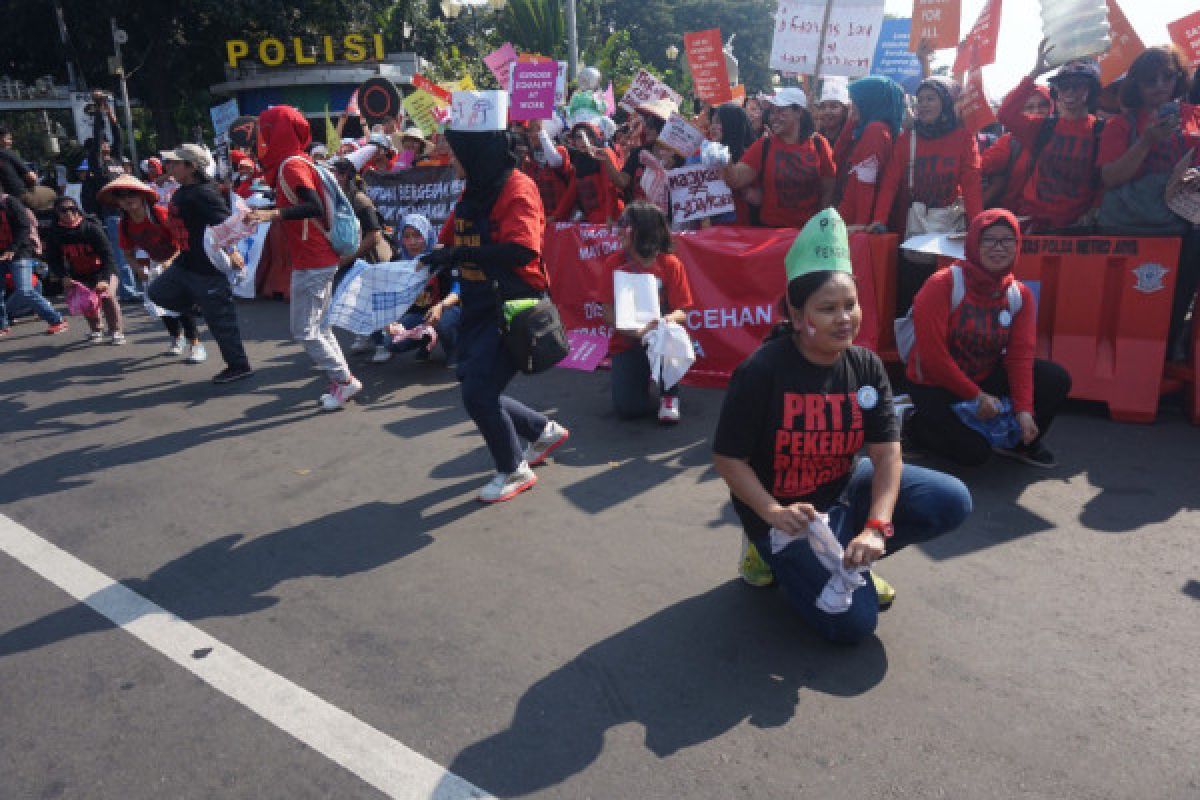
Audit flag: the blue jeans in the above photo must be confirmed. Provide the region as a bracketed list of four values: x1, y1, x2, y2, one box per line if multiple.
[103, 214, 142, 300]
[611, 346, 677, 419]
[456, 285, 548, 474]
[758, 460, 972, 645]
[0, 258, 63, 327]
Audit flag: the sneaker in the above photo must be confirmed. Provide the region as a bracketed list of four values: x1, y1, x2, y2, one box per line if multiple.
[46, 321, 69, 335]
[166, 335, 185, 355]
[349, 334, 373, 354]
[739, 536, 775, 587]
[319, 376, 363, 411]
[523, 421, 570, 466]
[86, 330, 103, 343]
[370, 345, 392, 364]
[110, 331, 127, 345]
[478, 462, 537, 504]
[212, 364, 254, 384]
[183, 342, 208, 364]
[658, 395, 681, 424]
[0, 327, 10, 338]
[871, 572, 896, 612]
[995, 442, 1057, 469]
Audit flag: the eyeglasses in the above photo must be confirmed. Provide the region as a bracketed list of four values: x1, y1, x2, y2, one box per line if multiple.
[980, 236, 1017, 249]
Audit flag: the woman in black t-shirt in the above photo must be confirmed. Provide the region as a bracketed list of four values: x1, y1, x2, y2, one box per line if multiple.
[712, 209, 971, 644]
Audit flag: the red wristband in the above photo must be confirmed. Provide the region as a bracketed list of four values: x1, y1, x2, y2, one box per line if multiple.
[865, 518, 894, 538]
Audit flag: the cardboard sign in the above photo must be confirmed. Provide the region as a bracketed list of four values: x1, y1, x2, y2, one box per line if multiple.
[485, 42, 520, 90]
[403, 89, 449, 136]
[872, 18, 922, 92]
[359, 77, 402, 124]
[412, 74, 452, 103]
[769, 0, 886, 77]
[957, 69, 996, 133]
[1168, 11, 1200, 68]
[1099, 0, 1145, 85]
[908, 0, 961, 51]
[510, 61, 558, 121]
[450, 90, 508, 132]
[952, 0, 1001, 74]
[658, 113, 706, 158]
[684, 29, 733, 105]
[667, 164, 736, 224]
[209, 98, 239, 143]
[619, 69, 683, 113]
[560, 331, 611, 371]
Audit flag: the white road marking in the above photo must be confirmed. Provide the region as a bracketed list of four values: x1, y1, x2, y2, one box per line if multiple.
[0, 513, 492, 800]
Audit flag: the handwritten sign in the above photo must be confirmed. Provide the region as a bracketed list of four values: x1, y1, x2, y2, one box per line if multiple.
[908, 0, 961, 51]
[403, 89, 449, 136]
[659, 113, 706, 158]
[1168, 11, 1200, 67]
[619, 69, 683, 113]
[684, 29, 733, 105]
[510, 61, 558, 121]
[872, 18, 922, 92]
[485, 42, 519, 90]
[1099, 0, 1145, 85]
[769, 0, 885, 77]
[952, 0, 1001, 74]
[667, 164, 736, 224]
[451, 90, 507, 132]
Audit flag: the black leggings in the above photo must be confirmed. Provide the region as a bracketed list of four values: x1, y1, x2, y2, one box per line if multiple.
[162, 313, 199, 341]
[907, 359, 1072, 466]
[1168, 228, 1200, 355]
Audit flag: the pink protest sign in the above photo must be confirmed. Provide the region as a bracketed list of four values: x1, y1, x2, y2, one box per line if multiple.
[559, 331, 610, 372]
[485, 43, 520, 90]
[510, 61, 559, 121]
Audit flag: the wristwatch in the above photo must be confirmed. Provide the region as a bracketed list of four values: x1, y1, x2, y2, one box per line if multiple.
[865, 518, 894, 539]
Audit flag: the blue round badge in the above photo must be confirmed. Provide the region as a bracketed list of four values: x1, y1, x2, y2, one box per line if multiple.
[857, 385, 879, 410]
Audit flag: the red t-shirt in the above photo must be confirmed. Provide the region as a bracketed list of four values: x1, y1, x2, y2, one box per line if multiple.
[118, 204, 178, 262]
[873, 127, 983, 228]
[740, 135, 835, 228]
[553, 153, 623, 224]
[1097, 104, 1200, 179]
[836, 121, 893, 226]
[600, 251, 694, 354]
[277, 157, 340, 270]
[979, 133, 1032, 213]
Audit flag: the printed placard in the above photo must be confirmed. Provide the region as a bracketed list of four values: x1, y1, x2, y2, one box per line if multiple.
[951, 0, 1001, 74]
[872, 18, 922, 92]
[1168, 10, 1200, 68]
[619, 69, 683, 113]
[684, 29, 733, 105]
[559, 331, 611, 371]
[450, 90, 508, 132]
[667, 164, 736, 224]
[485, 42, 520, 90]
[1100, 0, 1145, 85]
[510, 61, 559, 121]
[658, 113, 706, 158]
[908, 0, 961, 51]
[770, 0, 885, 77]
[957, 69, 996, 133]
[209, 98, 239, 142]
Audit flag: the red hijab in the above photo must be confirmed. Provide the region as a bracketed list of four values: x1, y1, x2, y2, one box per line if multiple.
[962, 208, 1021, 296]
[256, 105, 311, 187]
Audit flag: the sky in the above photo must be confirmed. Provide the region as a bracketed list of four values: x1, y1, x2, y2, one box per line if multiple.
[880, 0, 1190, 98]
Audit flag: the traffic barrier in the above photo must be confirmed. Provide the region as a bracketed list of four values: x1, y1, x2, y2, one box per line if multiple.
[1162, 310, 1200, 425]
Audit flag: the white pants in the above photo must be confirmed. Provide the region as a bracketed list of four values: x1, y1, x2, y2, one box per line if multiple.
[290, 266, 351, 383]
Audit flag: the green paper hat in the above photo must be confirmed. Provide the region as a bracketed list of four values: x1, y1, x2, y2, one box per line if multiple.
[784, 208, 852, 283]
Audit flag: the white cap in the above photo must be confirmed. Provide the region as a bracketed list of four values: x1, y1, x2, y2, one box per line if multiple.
[818, 76, 850, 106]
[766, 87, 808, 109]
[346, 144, 380, 173]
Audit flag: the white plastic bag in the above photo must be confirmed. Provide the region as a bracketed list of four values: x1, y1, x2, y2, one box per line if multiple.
[642, 319, 695, 391]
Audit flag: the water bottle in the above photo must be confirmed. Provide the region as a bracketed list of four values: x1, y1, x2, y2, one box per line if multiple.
[1040, 0, 1111, 66]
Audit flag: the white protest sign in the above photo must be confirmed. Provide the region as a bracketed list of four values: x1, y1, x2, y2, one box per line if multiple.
[619, 69, 683, 113]
[450, 90, 508, 132]
[667, 164, 736, 224]
[658, 113, 705, 158]
[770, 0, 885, 77]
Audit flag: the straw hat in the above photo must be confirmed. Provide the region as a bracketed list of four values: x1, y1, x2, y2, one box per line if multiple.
[96, 174, 158, 206]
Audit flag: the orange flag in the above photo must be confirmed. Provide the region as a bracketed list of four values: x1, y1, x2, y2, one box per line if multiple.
[1168, 11, 1200, 68]
[1097, 0, 1144, 86]
[958, 69, 997, 133]
[953, 0, 1002, 74]
[909, 0, 962, 52]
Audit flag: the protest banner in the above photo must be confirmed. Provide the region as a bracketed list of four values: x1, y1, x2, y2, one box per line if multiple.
[1168, 11, 1200, 67]
[769, 0, 885, 77]
[958, 69, 997, 133]
[509, 61, 558, 121]
[619, 69, 683, 113]
[485, 42, 520, 90]
[684, 29, 734, 105]
[952, 0, 1001, 74]
[412, 74, 453, 103]
[403, 89, 449, 136]
[1099, 0, 1144, 85]
[872, 18, 922, 91]
[667, 164, 736, 225]
[908, 0, 961, 51]
[209, 98, 239, 143]
[363, 166, 464, 231]
[658, 114, 706, 158]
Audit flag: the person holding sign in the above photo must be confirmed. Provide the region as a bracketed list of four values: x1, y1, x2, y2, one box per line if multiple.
[425, 123, 570, 504]
[514, 119, 573, 220]
[595, 98, 674, 204]
[553, 121, 623, 225]
[600, 202, 695, 423]
[722, 88, 835, 230]
[712, 208, 971, 643]
[834, 77, 906, 228]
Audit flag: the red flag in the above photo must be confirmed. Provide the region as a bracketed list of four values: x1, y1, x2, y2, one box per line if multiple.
[952, 0, 1002, 74]
[1099, 0, 1145, 85]
[958, 69, 997, 133]
[909, 0, 962, 52]
[1168, 11, 1200, 68]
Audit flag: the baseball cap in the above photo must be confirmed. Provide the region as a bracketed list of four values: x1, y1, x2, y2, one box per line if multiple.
[161, 144, 212, 170]
[766, 87, 809, 109]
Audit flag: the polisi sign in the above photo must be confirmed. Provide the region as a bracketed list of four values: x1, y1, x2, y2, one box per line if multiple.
[226, 33, 386, 68]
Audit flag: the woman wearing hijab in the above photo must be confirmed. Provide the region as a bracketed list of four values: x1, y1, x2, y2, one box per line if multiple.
[870, 76, 983, 313]
[982, 85, 1053, 211]
[834, 76, 906, 228]
[905, 209, 1071, 468]
[423, 127, 570, 504]
[247, 105, 361, 411]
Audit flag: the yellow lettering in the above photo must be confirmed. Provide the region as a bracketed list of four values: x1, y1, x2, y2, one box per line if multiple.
[344, 33, 367, 62]
[293, 37, 315, 65]
[259, 37, 286, 67]
[323, 35, 335, 63]
[373, 32, 385, 60]
[226, 39, 249, 68]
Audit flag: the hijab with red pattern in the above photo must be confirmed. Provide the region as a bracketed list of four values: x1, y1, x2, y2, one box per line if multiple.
[256, 105, 311, 187]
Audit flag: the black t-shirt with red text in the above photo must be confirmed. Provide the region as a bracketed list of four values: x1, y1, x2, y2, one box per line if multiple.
[713, 337, 899, 543]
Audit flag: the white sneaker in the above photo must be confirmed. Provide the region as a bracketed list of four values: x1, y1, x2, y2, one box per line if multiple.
[371, 345, 392, 363]
[319, 376, 363, 411]
[167, 335, 185, 355]
[349, 335, 373, 354]
[658, 395, 681, 424]
[478, 462, 537, 504]
[184, 342, 207, 364]
[110, 331, 127, 346]
[86, 330, 104, 343]
[523, 421, 570, 466]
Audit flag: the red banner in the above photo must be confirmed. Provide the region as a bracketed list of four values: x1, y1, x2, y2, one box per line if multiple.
[684, 29, 734, 105]
[957, 69, 997, 133]
[1168, 11, 1200, 68]
[952, 0, 1001, 74]
[543, 224, 886, 388]
[909, 0, 962, 52]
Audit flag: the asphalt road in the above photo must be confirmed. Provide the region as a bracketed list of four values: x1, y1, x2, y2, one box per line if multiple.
[0, 300, 1197, 800]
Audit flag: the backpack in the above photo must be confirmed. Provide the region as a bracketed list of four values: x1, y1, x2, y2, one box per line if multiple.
[277, 156, 361, 257]
[0, 193, 43, 257]
[894, 264, 1023, 363]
